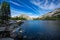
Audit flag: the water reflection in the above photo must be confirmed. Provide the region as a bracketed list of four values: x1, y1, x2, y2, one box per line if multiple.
[21, 20, 60, 40]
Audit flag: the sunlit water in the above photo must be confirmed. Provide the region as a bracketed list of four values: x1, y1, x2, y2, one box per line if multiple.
[20, 20, 60, 40]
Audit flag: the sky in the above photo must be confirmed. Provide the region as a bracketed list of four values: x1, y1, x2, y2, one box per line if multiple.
[0, 0, 60, 17]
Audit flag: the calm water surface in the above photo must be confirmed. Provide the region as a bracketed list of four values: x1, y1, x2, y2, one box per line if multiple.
[20, 20, 60, 40]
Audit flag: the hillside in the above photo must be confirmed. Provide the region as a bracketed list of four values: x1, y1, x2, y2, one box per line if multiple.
[39, 8, 60, 20]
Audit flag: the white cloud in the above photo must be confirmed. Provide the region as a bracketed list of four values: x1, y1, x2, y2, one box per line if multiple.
[11, 8, 36, 17]
[30, 0, 60, 10]
[29, 15, 39, 18]
[10, 0, 40, 14]
[17, 0, 38, 14]
[11, 9, 21, 17]
[10, 1, 23, 7]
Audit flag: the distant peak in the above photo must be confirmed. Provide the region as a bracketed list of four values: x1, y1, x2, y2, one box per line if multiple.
[55, 8, 60, 10]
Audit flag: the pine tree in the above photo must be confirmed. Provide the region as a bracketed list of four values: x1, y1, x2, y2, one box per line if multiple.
[1, 1, 11, 24]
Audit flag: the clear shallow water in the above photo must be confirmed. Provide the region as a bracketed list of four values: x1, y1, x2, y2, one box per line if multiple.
[21, 20, 60, 40]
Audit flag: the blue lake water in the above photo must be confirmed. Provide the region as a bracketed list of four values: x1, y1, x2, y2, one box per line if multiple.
[21, 20, 60, 40]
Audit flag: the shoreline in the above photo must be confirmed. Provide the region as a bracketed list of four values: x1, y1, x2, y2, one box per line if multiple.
[0, 20, 24, 40]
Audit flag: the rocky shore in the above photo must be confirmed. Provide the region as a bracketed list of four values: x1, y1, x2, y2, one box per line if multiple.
[0, 20, 24, 40]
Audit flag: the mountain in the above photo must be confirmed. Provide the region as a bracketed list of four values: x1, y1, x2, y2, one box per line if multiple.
[11, 14, 32, 20]
[19, 14, 32, 20]
[39, 8, 60, 20]
[11, 8, 60, 20]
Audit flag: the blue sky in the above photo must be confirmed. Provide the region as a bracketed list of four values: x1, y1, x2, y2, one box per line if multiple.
[0, 0, 60, 17]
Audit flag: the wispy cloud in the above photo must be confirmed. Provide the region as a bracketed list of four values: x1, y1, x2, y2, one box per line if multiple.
[17, 0, 39, 14]
[10, 0, 39, 14]
[10, 1, 23, 7]
[30, 0, 60, 10]
[11, 8, 36, 17]
[11, 8, 21, 17]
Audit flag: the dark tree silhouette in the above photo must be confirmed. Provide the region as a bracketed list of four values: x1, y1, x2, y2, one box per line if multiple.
[0, 1, 11, 24]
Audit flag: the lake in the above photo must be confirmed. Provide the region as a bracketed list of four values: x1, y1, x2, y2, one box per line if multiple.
[20, 20, 60, 40]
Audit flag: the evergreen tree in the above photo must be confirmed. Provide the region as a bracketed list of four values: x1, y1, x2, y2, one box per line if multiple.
[0, 1, 11, 24]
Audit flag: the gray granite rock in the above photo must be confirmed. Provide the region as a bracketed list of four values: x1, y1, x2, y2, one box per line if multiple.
[0, 38, 14, 40]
